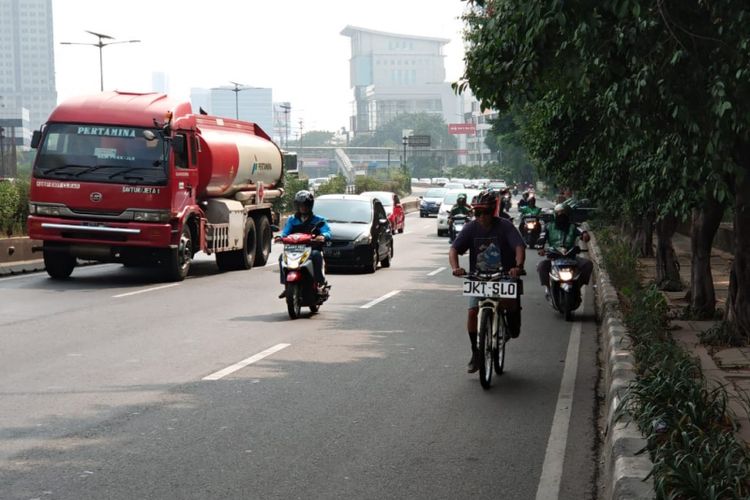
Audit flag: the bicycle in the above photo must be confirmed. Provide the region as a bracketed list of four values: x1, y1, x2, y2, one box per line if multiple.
[462, 270, 520, 389]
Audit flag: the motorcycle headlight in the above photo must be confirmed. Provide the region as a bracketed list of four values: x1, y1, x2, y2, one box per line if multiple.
[284, 248, 310, 268]
[526, 222, 536, 229]
[559, 269, 574, 281]
[354, 232, 372, 245]
[132, 210, 171, 222]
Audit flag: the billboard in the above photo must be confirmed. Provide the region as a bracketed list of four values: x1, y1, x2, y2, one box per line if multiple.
[448, 123, 477, 135]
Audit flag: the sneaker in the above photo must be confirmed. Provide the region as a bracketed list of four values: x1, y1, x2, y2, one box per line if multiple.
[467, 350, 481, 373]
[278, 289, 286, 299]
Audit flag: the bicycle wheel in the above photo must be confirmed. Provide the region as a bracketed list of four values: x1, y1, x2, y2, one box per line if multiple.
[494, 317, 507, 375]
[478, 309, 493, 389]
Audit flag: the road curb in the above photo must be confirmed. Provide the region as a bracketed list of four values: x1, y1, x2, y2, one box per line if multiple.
[588, 230, 654, 499]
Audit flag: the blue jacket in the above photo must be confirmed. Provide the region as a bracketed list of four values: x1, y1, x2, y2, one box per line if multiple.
[280, 214, 332, 240]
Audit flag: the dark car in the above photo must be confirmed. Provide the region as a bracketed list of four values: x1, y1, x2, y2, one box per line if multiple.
[419, 187, 448, 217]
[314, 194, 394, 273]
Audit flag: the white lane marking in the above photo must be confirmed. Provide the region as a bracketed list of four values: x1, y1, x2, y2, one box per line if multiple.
[535, 288, 586, 500]
[113, 283, 181, 298]
[361, 290, 401, 309]
[427, 267, 445, 276]
[202, 343, 291, 381]
[402, 231, 413, 235]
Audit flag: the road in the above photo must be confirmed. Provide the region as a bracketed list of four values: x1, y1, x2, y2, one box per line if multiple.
[0, 200, 598, 500]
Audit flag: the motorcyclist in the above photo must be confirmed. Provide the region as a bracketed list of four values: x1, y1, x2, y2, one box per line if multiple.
[449, 191, 526, 374]
[448, 193, 472, 242]
[517, 191, 530, 209]
[277, 190, 332, 298]
[518, 195, 542, 235]
[536, 203, 593, 298]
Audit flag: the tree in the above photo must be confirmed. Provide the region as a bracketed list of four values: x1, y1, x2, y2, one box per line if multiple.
[291, 130, 337, 148]
[459, 0, 750, 332]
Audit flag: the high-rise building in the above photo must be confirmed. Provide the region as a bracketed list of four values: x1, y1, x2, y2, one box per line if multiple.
[341, 25, 459, 136]
[152, 72, 170, 94]
[189, 86, 273, 136]
[0, 0, 57, 131]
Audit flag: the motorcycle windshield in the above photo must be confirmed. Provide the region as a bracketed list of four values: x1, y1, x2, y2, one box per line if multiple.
[33, 123, 168, 185]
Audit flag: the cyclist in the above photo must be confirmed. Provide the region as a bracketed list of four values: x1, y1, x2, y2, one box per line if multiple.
[277, 190, 331, 298]
[449, 191, 526, 373]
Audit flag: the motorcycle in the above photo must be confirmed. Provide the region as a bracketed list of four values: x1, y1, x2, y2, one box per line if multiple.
[449, 213, 470, 243]
[277, 231, 331, 319]
[545, 245, 584, 321]
[519, 214, 543, 248]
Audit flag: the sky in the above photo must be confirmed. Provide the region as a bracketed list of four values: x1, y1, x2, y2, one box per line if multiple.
[52, 0, 469, 134]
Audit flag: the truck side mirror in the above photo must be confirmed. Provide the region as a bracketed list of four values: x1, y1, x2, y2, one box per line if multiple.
[31, 130, 41, 149]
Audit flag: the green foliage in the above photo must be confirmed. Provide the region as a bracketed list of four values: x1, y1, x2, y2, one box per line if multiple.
[0, 181, 20, 236]
[292, 130, 337, 148]
[273, 173, 308, 215]
[598, 225, 750, 497]
[12, 178, 29, 236]
[700, 321, 746, 348]
[314, 174, 348, 195]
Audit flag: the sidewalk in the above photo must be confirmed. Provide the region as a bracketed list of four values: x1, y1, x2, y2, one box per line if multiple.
[635, 232, 750, 444]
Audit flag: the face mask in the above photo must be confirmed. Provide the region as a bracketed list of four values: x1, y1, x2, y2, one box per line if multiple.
[556, 215, 569, 225]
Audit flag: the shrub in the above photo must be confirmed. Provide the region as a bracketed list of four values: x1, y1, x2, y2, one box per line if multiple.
[0, 181, 20, 236]
[315, 174, 348, 195]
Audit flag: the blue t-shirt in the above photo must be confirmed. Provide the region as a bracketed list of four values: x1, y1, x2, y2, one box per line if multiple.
[451, 217, 524, 273]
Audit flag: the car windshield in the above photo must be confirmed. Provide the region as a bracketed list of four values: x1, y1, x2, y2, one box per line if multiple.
[443, 192, 462, 205]
[361, 192, 393, 207]
[315, 199, 372, 224]
[33, 123, 168, 185]
[424, 188, 447, 198]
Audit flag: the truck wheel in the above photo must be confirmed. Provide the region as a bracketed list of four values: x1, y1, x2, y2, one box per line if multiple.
[43, 247, 76, 280]
[253, 215, 272, 267]
[215, 217, 256, 271]
[165, 224, 193, 282]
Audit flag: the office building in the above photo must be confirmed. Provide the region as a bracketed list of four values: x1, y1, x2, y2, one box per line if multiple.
[0, 0, 57, 131]
[341, 25, 458, 136]
[190, 86, 273, 136]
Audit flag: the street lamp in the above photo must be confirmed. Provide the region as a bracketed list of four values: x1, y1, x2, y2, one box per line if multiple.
[212, 82, 258, 120]
[60, 31, 140, 91]
[279, 103, 291, 148]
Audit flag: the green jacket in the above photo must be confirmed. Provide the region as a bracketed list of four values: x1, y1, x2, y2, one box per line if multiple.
[519, 206, 542, 217]
[544, 222, 581, 249]
[449, 204, 472, 217]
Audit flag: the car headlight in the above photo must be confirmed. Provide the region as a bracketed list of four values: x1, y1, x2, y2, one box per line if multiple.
[132, 210, 171, 222]
[354, 232, 372, 245]
[420, 200, 426, 207]
[30, 203, 64, 216]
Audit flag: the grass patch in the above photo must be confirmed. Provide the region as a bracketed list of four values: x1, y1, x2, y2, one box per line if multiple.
[599, 225, 750, 498]
[700, 320, 747, 348]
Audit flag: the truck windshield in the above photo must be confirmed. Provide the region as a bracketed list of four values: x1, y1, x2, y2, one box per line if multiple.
[33, 123, 168, 185]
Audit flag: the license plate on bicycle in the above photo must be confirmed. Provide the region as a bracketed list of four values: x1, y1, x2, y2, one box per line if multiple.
[463, 280, 518, 298]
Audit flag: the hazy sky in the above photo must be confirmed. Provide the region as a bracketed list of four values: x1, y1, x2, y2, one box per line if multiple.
[52, 0, 469, 133]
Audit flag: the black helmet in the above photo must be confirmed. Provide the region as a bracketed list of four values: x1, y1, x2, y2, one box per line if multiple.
[293, 190, 314, 213]
[457, 193, 467, 204]
[471, 191, 498, 212]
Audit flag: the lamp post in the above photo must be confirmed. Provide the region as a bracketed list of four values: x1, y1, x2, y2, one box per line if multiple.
[279, 103, 291, 149]
[212, 82, 256, 120]
[60, 31, 140, 91]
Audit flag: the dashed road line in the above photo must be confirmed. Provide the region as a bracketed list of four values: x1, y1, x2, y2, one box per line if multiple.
[202, 343, 291, 381]
[361, 290, 401, 309]
[113, 283, 181, 298]
[427, 267, 445, 276]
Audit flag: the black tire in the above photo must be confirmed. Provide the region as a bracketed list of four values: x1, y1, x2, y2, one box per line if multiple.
[309, 302, 319, 313]
[165, 224, 193, 282]
[478, 310, 493, 390]
[381, 242, 393, 268]
[254, 215, 272, 267]
[43, 248, 75, 280]
[286, 283, 301, 319]
[215, 217, 257, 271]
[494, 318, 507, 375]
[563, 291, 574, 322]
[366, 246, 378, 273]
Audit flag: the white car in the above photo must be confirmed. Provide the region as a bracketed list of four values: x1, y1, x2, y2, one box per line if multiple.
[437, 189, 481, 236]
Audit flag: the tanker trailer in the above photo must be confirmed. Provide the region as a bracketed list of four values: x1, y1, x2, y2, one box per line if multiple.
[28, 91, 283, 281]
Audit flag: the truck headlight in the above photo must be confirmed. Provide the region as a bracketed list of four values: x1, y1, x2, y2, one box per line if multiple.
[30, 203, 64, 216]
[132, 210, 171, 222]
[354, 232, 372, 245]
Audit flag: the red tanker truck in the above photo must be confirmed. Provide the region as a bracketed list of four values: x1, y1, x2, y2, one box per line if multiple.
[27, 91, 284, 281]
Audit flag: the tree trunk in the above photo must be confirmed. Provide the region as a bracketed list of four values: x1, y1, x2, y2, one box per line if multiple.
[655, 214, 683, 291]
[631, 213, 655, 258]
[726, 168, 750, 339]
[690, 196, 724, 318]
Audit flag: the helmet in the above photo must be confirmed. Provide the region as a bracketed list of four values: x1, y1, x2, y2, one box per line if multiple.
[554, 203, 571, 222]
[457, 193, 467, 204]
[293, 190, 315, 213]
[471, 191, 498, 213]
